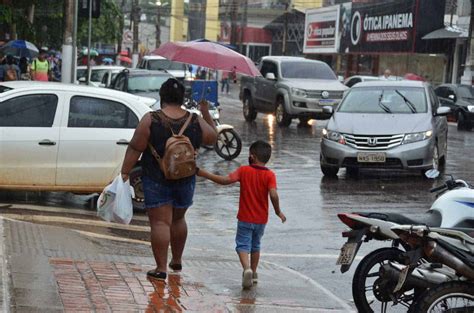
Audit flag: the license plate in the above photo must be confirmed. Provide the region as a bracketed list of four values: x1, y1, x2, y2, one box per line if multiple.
[357, 152, 386, 163]
[336, 242, 358, 265]
[319, 99, 335, 105]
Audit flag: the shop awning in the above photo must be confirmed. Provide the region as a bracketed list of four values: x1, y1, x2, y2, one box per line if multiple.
[422, 25, 468, 40]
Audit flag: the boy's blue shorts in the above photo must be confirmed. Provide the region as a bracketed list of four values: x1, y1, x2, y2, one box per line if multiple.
[235, 221, 266, 253]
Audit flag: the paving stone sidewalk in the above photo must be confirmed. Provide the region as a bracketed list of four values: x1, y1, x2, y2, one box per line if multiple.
[0, 217, 354, 312]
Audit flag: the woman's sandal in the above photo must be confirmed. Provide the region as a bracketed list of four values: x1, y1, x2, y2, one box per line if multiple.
[168, 262, 182, 272]
[147, 270, 167, 281]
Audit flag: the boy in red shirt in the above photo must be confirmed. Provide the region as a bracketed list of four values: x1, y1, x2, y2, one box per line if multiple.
[197, 140, 286, 289]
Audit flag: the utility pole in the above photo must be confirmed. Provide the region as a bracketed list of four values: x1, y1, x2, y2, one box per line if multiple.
[117, 0, 127, 62]
[239, 0, 247, 54]
[86, 0, 93, 84]
[155, 3, 161, 48]
[282, 2, 289, 56]
[230, 0, 239, 47]
[62, 0, 74, 83]
[132, 0, 140, 67]
[461, 0, 473, 85]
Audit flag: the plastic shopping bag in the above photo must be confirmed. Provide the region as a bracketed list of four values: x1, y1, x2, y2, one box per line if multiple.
[97, 175, 133, 224]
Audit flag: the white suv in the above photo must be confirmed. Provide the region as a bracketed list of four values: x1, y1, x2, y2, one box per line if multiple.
[137, 56, 189, 81]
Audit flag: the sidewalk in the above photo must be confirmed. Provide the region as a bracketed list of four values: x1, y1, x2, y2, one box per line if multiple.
[0, 217, 353, 312]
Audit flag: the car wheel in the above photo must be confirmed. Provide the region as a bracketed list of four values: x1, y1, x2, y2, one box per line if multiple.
[129, 166, 145, 210]
[275, 98, 292, 127]
[457, 111, 469, 131]
[243, 94, 257, 122]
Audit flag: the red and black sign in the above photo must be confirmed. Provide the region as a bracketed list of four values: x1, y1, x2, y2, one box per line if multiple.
[340, 0, 445, 53]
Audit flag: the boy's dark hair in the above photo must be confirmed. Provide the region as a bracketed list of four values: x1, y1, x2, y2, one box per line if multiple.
[249, 140, 272, 163]
[159, 78, 185, 105]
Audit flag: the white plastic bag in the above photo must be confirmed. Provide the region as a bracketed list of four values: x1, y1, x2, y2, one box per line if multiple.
[97, 175, 133, 224]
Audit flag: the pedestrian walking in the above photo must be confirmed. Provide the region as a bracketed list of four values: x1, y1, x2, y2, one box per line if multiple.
[231, 65, 237, 83]
[197, 140, 287, 289]
[381, 69, 392, 80]
[30, 50, 51, 81]
[19, 57, 31, 80]
[221, 70, 230, 94]
[0, 55, 20, 81]
[120, 78, 217, 281]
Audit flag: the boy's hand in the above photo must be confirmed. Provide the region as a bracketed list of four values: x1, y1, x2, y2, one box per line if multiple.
[277, 212, 286, 223]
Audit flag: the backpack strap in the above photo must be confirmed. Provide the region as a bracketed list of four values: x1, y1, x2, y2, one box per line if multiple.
[148, 143, 162, 164]
[177, 113, 193, 136]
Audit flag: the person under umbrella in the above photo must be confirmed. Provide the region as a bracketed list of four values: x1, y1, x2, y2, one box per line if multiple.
[30, 49, 51, 81]
[19, 57, 31, 80]
[0, 55, 20, 81]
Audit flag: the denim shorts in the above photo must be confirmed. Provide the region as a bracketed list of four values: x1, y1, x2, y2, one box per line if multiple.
[142, 175, 195, 209]
[235, 221, 266, 253]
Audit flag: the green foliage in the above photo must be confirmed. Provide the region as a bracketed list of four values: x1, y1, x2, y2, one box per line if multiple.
[78, 0, 124, 47]
[0, 4, 12, 25]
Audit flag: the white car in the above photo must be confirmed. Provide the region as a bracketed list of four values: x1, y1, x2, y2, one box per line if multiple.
[77, 65, 126, 87]
[137, 56, 190, 81]
[0, 81, 153, 204]
[344, 75, 381, 88]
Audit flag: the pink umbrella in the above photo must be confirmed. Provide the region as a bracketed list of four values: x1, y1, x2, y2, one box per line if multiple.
[404, 73, 425, 81]
[118, 56, 132, 63]
[152, 41, 261, 77]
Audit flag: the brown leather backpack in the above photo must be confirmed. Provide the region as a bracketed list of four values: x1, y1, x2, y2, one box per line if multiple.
[148, 112, 196, 180]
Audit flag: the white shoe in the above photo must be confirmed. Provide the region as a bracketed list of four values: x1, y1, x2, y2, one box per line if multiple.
[242, 269, 253, 289]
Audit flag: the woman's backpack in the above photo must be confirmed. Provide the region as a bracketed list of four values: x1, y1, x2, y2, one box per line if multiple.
[148, 112, 196, 180]
[5, 65, 17, 81]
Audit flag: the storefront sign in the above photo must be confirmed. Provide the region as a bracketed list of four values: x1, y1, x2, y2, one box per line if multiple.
[304, 5, 340, 54]
[340, 0, 445, 53]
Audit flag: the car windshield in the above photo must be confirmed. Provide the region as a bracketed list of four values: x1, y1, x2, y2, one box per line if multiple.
[457, 85, 474, 99]
[127, 75, 169, 93]
[338, 87, 427, 114]
[76, 69, 108, 82]
[148, 59, 185, 71]
[280, 61, 337, 80]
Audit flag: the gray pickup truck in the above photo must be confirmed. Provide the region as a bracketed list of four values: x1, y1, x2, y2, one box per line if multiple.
[240, 56, 348, 126]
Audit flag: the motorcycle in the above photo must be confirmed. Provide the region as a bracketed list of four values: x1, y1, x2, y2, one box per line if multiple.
[184, 92, 242, 161]
[385, 225, 474, 313]
[336, 170, 474, 312]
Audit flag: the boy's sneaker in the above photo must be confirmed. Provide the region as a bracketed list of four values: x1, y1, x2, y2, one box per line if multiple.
[252, 272, 258, 284]
[242, 269, 253, 289]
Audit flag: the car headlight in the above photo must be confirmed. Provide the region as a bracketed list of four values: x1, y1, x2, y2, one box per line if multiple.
[292, 88, 307, 98]
[322, 128, 346, 144]
[468, 105, 474, 113]
[403, 130, 433, 144]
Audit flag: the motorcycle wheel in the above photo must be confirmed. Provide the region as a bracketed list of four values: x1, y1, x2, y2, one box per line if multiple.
[412, 281, 474, 313]
[353, 247, 416, 313]
[215, 129, 242, 161]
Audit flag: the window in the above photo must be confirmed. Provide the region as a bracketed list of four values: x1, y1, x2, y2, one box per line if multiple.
[260, 61, 277, 79]
[127, 75, 169, 93]
[114, 74, 126, 91]
[0, 94, 57, 127]
[68, 96, 138, 128]
[435, 87, 447, 98]
[338, 87, 427, 114]
[147, 59, 186, 71]
[347, 78, 361, 88]
[428, 88, 439, 112]
[101, 72, 109, 85]
[281, 61, 337, 80]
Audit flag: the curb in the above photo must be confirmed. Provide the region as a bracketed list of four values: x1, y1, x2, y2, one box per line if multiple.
[0, 217, 11, 312]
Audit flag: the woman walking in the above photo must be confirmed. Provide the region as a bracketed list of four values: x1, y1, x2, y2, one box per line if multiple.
[121, 78, 217, 280]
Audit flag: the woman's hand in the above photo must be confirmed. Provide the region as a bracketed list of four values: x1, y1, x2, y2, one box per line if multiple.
[199, 99, 209, 112]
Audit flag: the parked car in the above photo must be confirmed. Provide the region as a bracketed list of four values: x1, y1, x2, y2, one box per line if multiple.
[77, 65, 125, 87]
[109, 69, 173, 101]
[0, 81, 155, 208]
[435, 84, 474, 130]
[320, 81, 450, 177]
[240, 56, 348, 127]
[137, 55, 189, 81]
[344, 75, 381, 88]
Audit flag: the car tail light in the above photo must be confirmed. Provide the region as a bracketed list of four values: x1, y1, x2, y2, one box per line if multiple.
[337, 213, 361, 229]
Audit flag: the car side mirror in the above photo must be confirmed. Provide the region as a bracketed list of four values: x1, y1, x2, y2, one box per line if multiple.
[435, 106, 451, 116]
[322, 106, 334, 115]
[78, 77, 86, 83]
[448, 94, 455, 101]
[265, 73, 276, 80]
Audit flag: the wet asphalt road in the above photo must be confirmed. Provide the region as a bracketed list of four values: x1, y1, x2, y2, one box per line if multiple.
[1, 86, 474, 309]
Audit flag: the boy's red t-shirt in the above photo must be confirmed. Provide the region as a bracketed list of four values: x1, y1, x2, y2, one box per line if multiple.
[228, 165, 277, 224]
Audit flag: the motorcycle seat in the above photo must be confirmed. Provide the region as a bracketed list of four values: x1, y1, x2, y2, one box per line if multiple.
[356, 212, 442, 227]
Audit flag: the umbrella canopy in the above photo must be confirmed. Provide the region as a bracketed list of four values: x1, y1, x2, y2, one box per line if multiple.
[404, 73, 425, 81]
[118, 56, 132, 63]
[81, 48, 99, 56]
[102, 57, 114, 64]
[152, 41, 261, 77]
[0, 40, 39, 58]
